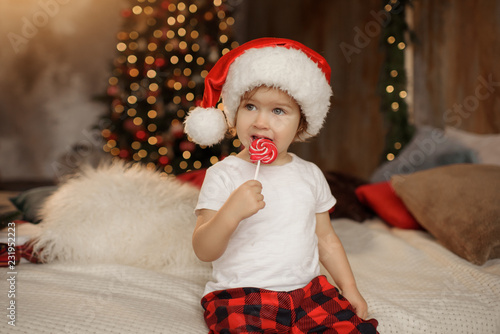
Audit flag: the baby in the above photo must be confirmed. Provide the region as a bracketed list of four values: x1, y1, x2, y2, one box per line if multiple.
[185, 38, 378, 334]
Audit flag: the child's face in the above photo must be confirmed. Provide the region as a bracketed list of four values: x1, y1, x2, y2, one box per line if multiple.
[235, 86, 302, 164]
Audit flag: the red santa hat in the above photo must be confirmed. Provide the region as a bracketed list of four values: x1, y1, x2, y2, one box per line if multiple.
[184, 37, 333, 146]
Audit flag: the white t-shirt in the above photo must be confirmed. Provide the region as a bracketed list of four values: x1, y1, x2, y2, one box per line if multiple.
[196, 154, 336, 295]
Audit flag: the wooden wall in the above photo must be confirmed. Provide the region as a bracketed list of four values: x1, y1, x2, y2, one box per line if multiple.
[412, 0, 500, 133]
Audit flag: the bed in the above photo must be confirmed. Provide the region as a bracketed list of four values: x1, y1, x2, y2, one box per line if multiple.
[2, 217, 499, 334]
[1, 126, 500, 333]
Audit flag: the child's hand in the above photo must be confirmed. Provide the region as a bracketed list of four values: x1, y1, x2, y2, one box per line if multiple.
[225, 180, 265, 221]
[342, 287, 368, 320]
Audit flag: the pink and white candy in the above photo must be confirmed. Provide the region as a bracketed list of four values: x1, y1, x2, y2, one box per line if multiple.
[250, 138, 277, 164]
[249, 138, 277, 179]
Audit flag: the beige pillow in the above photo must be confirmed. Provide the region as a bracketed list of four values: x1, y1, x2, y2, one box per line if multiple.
[391, 164, 500, 265]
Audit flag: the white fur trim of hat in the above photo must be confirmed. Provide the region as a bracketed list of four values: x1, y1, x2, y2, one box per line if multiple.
[184, 37, 333, 146]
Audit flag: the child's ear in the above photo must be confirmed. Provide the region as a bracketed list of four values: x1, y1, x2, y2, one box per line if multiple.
[293, 129, 306, 142]
[294, 114, 309, 142]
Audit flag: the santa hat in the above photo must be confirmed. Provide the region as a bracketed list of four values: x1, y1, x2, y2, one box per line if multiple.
[184, 37, 333, 146]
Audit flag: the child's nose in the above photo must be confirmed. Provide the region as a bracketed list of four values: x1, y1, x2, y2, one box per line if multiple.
[253, 110, 270, 129]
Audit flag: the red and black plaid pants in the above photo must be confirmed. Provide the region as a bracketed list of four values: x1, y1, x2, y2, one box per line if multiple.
[201, 275, 378, 334]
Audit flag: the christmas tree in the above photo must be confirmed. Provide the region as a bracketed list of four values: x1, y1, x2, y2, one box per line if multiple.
[378, 0, 414, 162]
[102, 0, 240, 175]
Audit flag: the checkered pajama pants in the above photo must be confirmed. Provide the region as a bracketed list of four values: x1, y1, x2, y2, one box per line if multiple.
[201, 275, 378, 334]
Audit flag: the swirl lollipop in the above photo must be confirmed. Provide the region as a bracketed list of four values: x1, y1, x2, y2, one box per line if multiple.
[249, 138, 277, 179]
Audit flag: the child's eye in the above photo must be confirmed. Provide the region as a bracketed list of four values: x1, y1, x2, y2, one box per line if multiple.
[245, 104, 257, 111]
[272, 108, 285, 115]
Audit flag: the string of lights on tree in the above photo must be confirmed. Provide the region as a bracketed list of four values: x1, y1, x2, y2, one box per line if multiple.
[101, 0, 240, 175]
[378, 0, 414, 162]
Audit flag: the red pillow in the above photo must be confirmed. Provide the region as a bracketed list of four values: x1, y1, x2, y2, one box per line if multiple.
[176, 169, 207, 189]
[355, 181, 421, 230]
[0, 220, 41, 266]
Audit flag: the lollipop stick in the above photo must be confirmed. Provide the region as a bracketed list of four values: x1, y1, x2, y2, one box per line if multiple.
[253, 160, 261, 180]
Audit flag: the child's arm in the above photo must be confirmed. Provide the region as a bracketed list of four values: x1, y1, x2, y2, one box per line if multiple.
[315, 211, 368, 319]
[193, 180, 265, 262]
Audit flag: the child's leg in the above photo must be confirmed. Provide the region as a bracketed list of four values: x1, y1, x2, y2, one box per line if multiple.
[201, 277, 378, 334]
[290, 276, 378, 334]
[201, 287, 292, 334]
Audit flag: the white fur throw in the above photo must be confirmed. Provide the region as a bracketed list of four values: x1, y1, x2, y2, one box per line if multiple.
[32, 160, 205, 271]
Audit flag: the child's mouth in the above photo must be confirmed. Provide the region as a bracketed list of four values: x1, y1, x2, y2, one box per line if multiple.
[251, 135, 273, 143]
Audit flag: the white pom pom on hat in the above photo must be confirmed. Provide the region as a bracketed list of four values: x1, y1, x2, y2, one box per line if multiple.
[183, 107, 227, 146]
[184, 37, 333, 146]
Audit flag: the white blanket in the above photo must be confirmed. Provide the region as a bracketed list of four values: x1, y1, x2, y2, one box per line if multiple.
[3, 218, 500, 333]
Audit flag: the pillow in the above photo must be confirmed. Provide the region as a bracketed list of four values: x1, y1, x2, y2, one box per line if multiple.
[445, 126, 500, 166]
[0, 191, 23, 229]
[31, 161, 207, 271]
[9, 186, 58, 223]
[391, 164, 500, 265]
[323, 171, 374, 222]
[370, 126, 478, 182]
[0, 211, 23, 231]
[355, 181, 420, 229]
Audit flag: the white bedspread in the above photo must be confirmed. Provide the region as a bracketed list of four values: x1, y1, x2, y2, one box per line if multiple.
[2, 218, 499, 333]
[333, 219, 500, 334]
